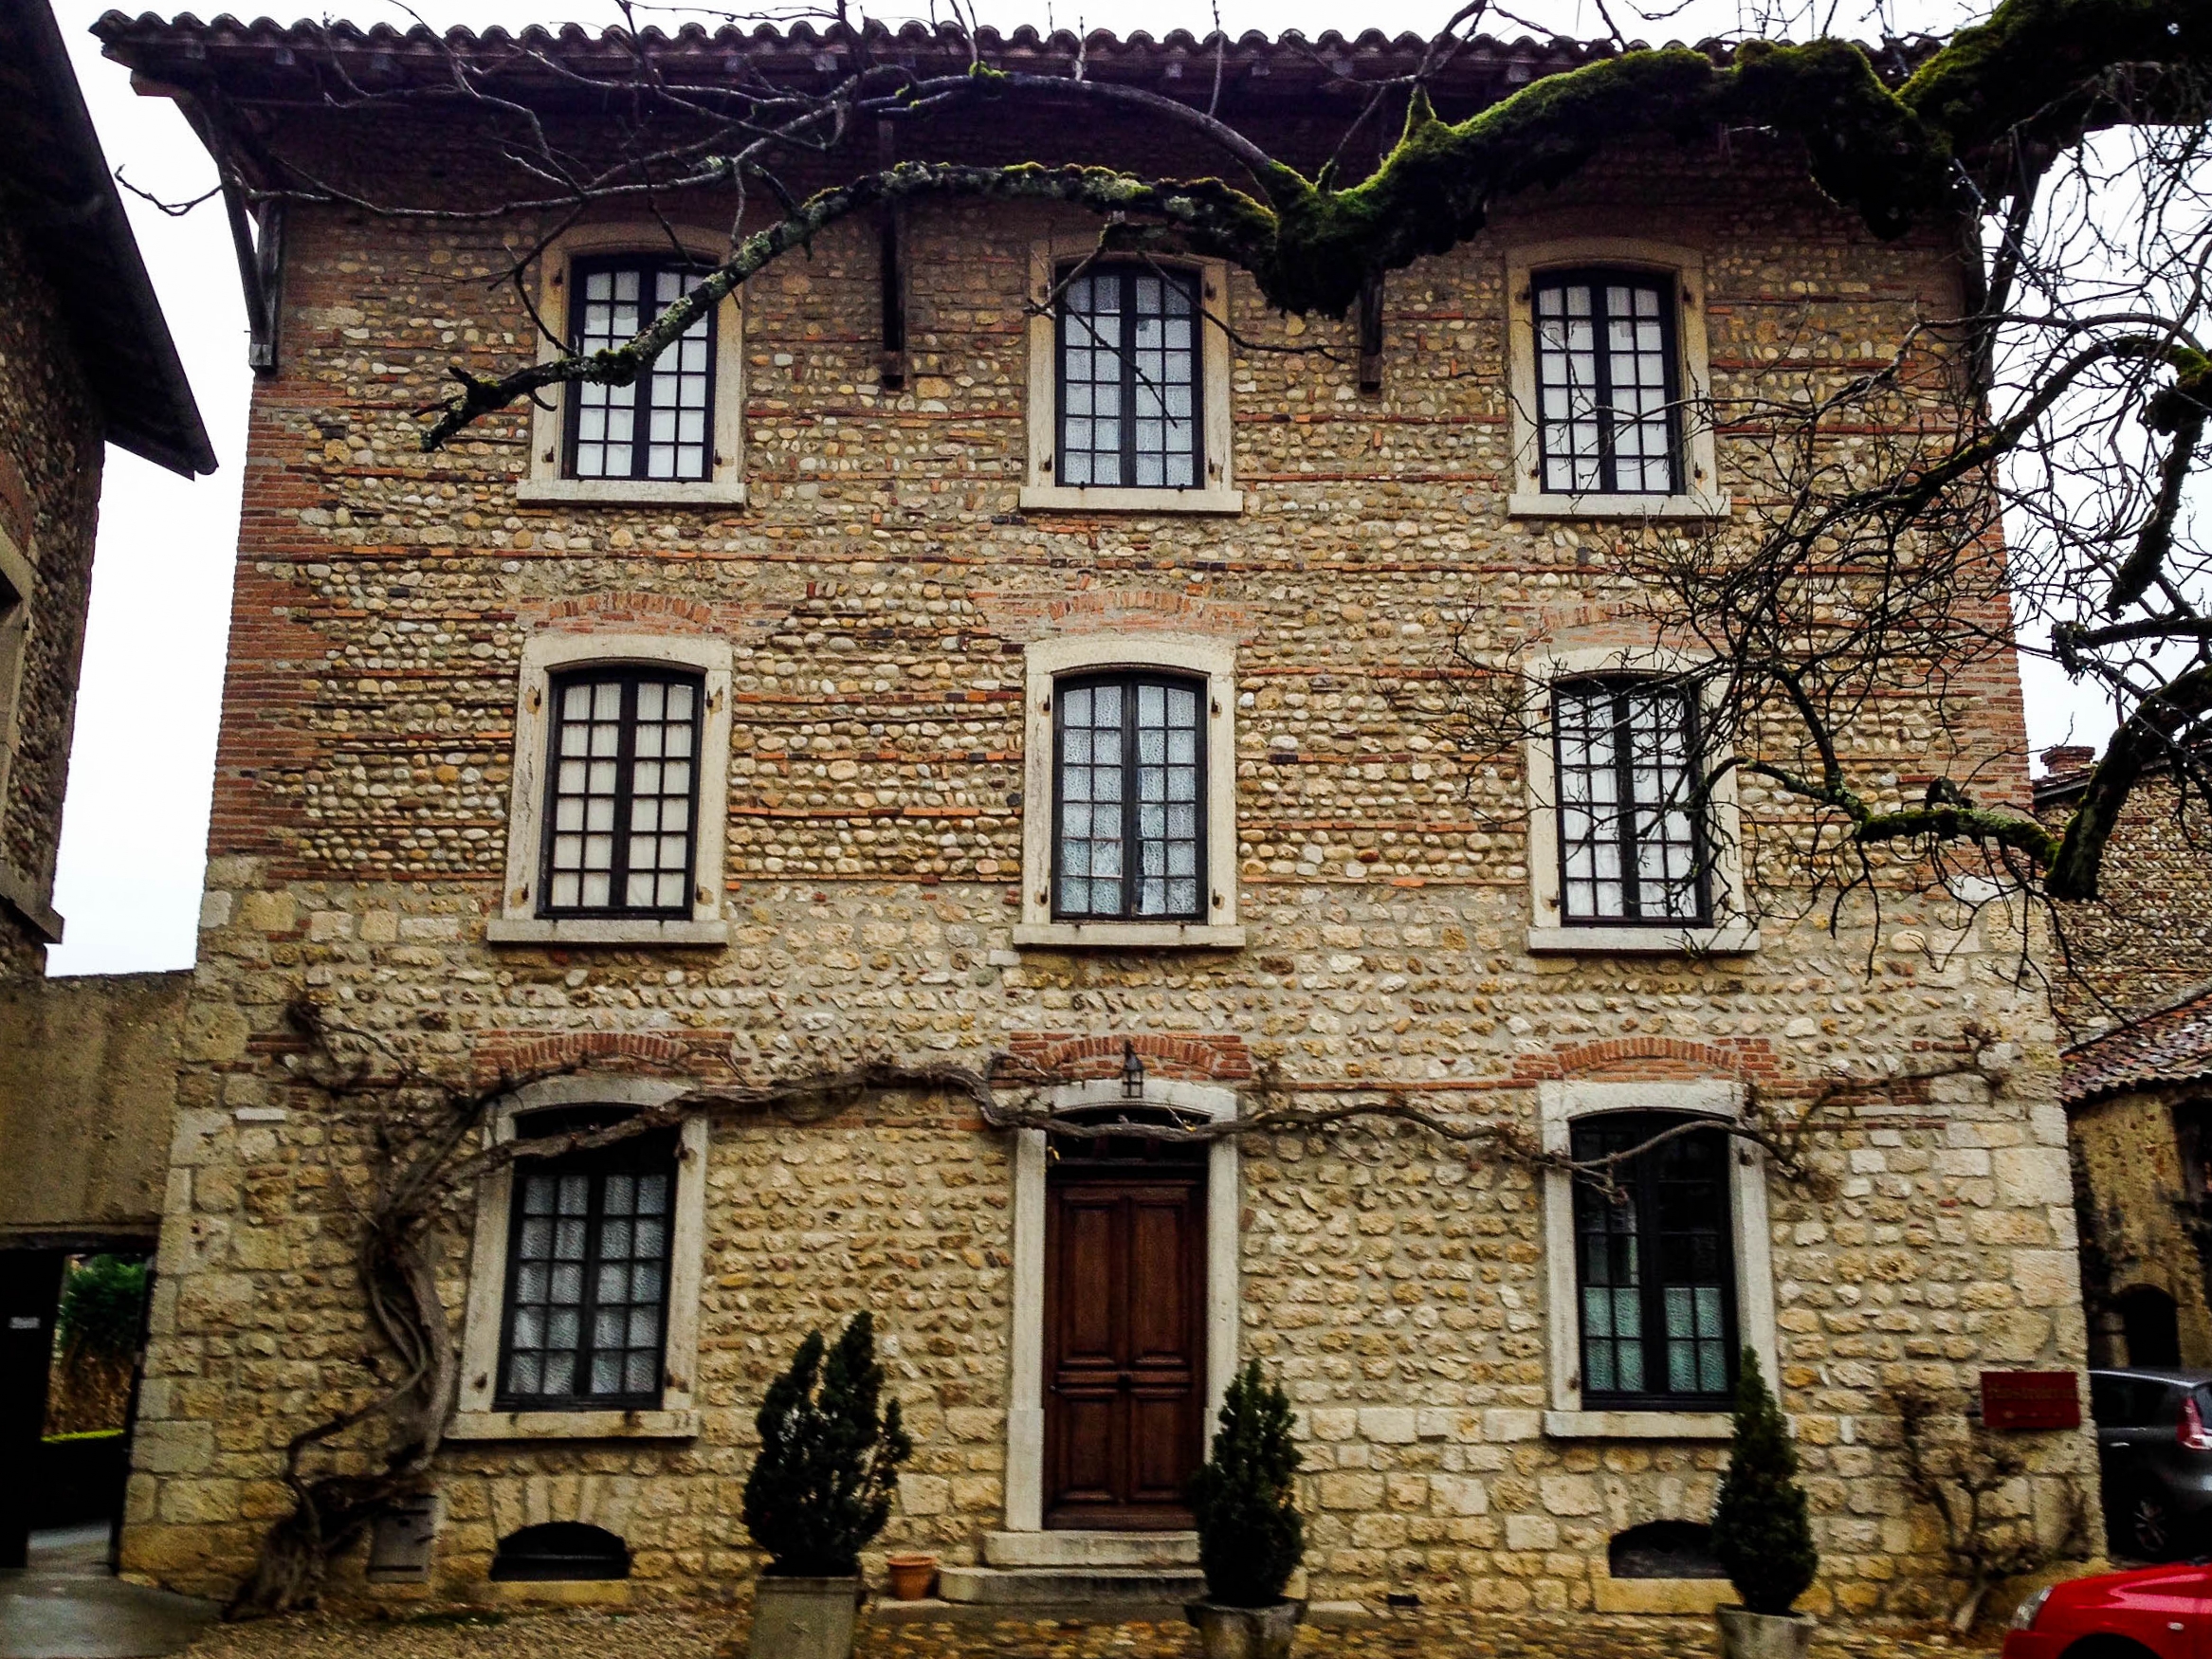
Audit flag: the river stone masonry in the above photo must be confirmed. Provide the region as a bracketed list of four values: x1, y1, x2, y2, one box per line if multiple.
[95, 19, 2090, 1624]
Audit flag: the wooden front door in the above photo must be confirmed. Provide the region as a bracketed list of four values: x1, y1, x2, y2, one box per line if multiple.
[1043, 1128, 1206, 1529]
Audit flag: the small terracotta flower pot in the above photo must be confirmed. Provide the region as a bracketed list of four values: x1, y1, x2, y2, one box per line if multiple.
[885, 1553, 938, 1601]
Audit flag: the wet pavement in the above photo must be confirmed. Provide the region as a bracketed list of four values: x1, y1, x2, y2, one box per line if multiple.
[0, 1525, 218, 1659]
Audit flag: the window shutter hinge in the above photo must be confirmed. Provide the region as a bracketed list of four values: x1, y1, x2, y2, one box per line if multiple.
[1036, 890, 1048, 905]
[542, 448, 555, 464]
[529, 687, 542, 711]
[1213, 891, 1224, 908]
[1040, 698, 1051, 716]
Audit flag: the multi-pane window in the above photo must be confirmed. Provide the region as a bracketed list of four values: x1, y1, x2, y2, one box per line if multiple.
[1054, 673, 1205, 921]
[541, 669, 702, 918]
[1571, 1113, 1736, 1407]
[1534, 271, 1680, 495]
[497, 1114, 676, 1411]
[567, 257, 714, 483]
[1057, 264, 1201, 489]
[1554, 679, 1709, 925]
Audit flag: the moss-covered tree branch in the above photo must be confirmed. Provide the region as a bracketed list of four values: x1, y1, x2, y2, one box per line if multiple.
[424, 0, 2210, 447]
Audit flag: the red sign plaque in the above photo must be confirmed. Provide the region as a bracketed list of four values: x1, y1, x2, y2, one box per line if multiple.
[1981, 1370, 2083, 1431]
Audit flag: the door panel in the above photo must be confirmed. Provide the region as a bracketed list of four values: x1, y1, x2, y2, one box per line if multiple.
[1044, 1171, 1204, 1529]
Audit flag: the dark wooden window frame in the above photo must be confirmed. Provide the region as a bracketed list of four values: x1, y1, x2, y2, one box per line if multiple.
[538, 665, 705, 921]
[561, 253, 720, 483]
[493, 1110, 678, 1413]
[1569, 1111, 1739, 1412]
[1531, 265, 1685, 498]
[1053, 262, 1206, 491]
[1551, 675, 1714, 927]
[1050, 669, 1209, 923]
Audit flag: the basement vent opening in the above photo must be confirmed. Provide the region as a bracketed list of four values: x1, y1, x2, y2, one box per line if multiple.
[1608, 1521, 1728, 1580]
[488, 1522, 631, 1581]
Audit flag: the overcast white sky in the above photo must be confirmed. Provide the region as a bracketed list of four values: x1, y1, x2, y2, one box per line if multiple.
[42, 0, 2117, 975]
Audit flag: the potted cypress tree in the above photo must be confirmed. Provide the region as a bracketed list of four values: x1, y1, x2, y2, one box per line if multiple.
[741, 1313, 913, 1659]
[1711, 1348, 1820, 1659]
[1185, 1359, 1306, 1659]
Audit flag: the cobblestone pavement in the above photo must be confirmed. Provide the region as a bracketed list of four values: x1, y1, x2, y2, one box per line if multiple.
[173, 1608, 1994, 1659]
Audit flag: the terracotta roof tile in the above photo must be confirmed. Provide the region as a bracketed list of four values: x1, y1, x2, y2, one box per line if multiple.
[2063, 983, 2212, 1106]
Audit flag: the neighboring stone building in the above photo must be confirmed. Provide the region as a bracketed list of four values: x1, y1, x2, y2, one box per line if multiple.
[2036, 749, 2212, 1372]
[0, 0, 212, 1571]
[2061, 985, 2212, 1370]
[0, 0, 214, 977]
[97, 13, 2089, 1621]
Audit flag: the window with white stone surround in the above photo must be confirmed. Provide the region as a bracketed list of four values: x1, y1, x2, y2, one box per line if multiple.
[518, 224, 746, 507]
[1539, 1080, 1778, 1440]
[1521, 645, 1756, 956]
[452, 1078, 707, 1442]
[488, 631, 733, 947]
[1505, 237, 1728, 521]
[1021, 238, 1240, 515]
[1016, 633, 1242, 949]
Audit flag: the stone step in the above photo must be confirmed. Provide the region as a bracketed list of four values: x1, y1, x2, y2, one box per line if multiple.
[980, 1530, 1200, 1569]
[937, 1564, 1207, 1606]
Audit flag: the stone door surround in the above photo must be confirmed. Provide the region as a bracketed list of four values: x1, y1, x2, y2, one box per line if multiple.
[1004, 1078, 1239, 1533]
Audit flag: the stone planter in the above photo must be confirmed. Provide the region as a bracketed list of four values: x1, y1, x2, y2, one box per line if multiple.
[1184, 1598, 1305, 1659]
[1715, 1605, 1817, 1659]
[885, 1552, 938, 1601]
[748, 1575, 861, 1659]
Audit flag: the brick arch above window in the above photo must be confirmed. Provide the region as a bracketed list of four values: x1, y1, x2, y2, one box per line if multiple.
[1009, 1030, 1256, 1084]
[517, 222, 746, 508]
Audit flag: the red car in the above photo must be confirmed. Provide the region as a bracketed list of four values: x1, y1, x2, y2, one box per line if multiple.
[2006, 1559, 2212, 1659]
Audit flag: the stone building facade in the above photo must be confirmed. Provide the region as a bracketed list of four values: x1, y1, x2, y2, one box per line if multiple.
[2035, 752, 2212, 1373]
[101, 14, 2090, 1621]
[0, 0, 213, 978]
[0, 0, 211, 1573]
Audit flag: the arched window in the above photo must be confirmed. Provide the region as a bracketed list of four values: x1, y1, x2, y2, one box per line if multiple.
[1531, 269, 1682, 497]
[495, 1107, 678, 1412]
[489, 1522, 631, 1581]
[1570, 1112, 1738, 1408]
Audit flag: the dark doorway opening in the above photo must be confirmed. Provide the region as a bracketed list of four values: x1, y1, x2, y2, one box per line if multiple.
[1, 1249, 67, 1569]
[2120, 1285, 2184, 1369]
[1043, 1109, 1207, 1531]
[1, 1247, 155, 1572]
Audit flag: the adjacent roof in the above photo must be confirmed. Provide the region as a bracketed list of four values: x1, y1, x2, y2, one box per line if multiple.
[92, 11, 1936, 111]
[2064, 983, 2212, 1107]
[0, 0, 214, 477]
